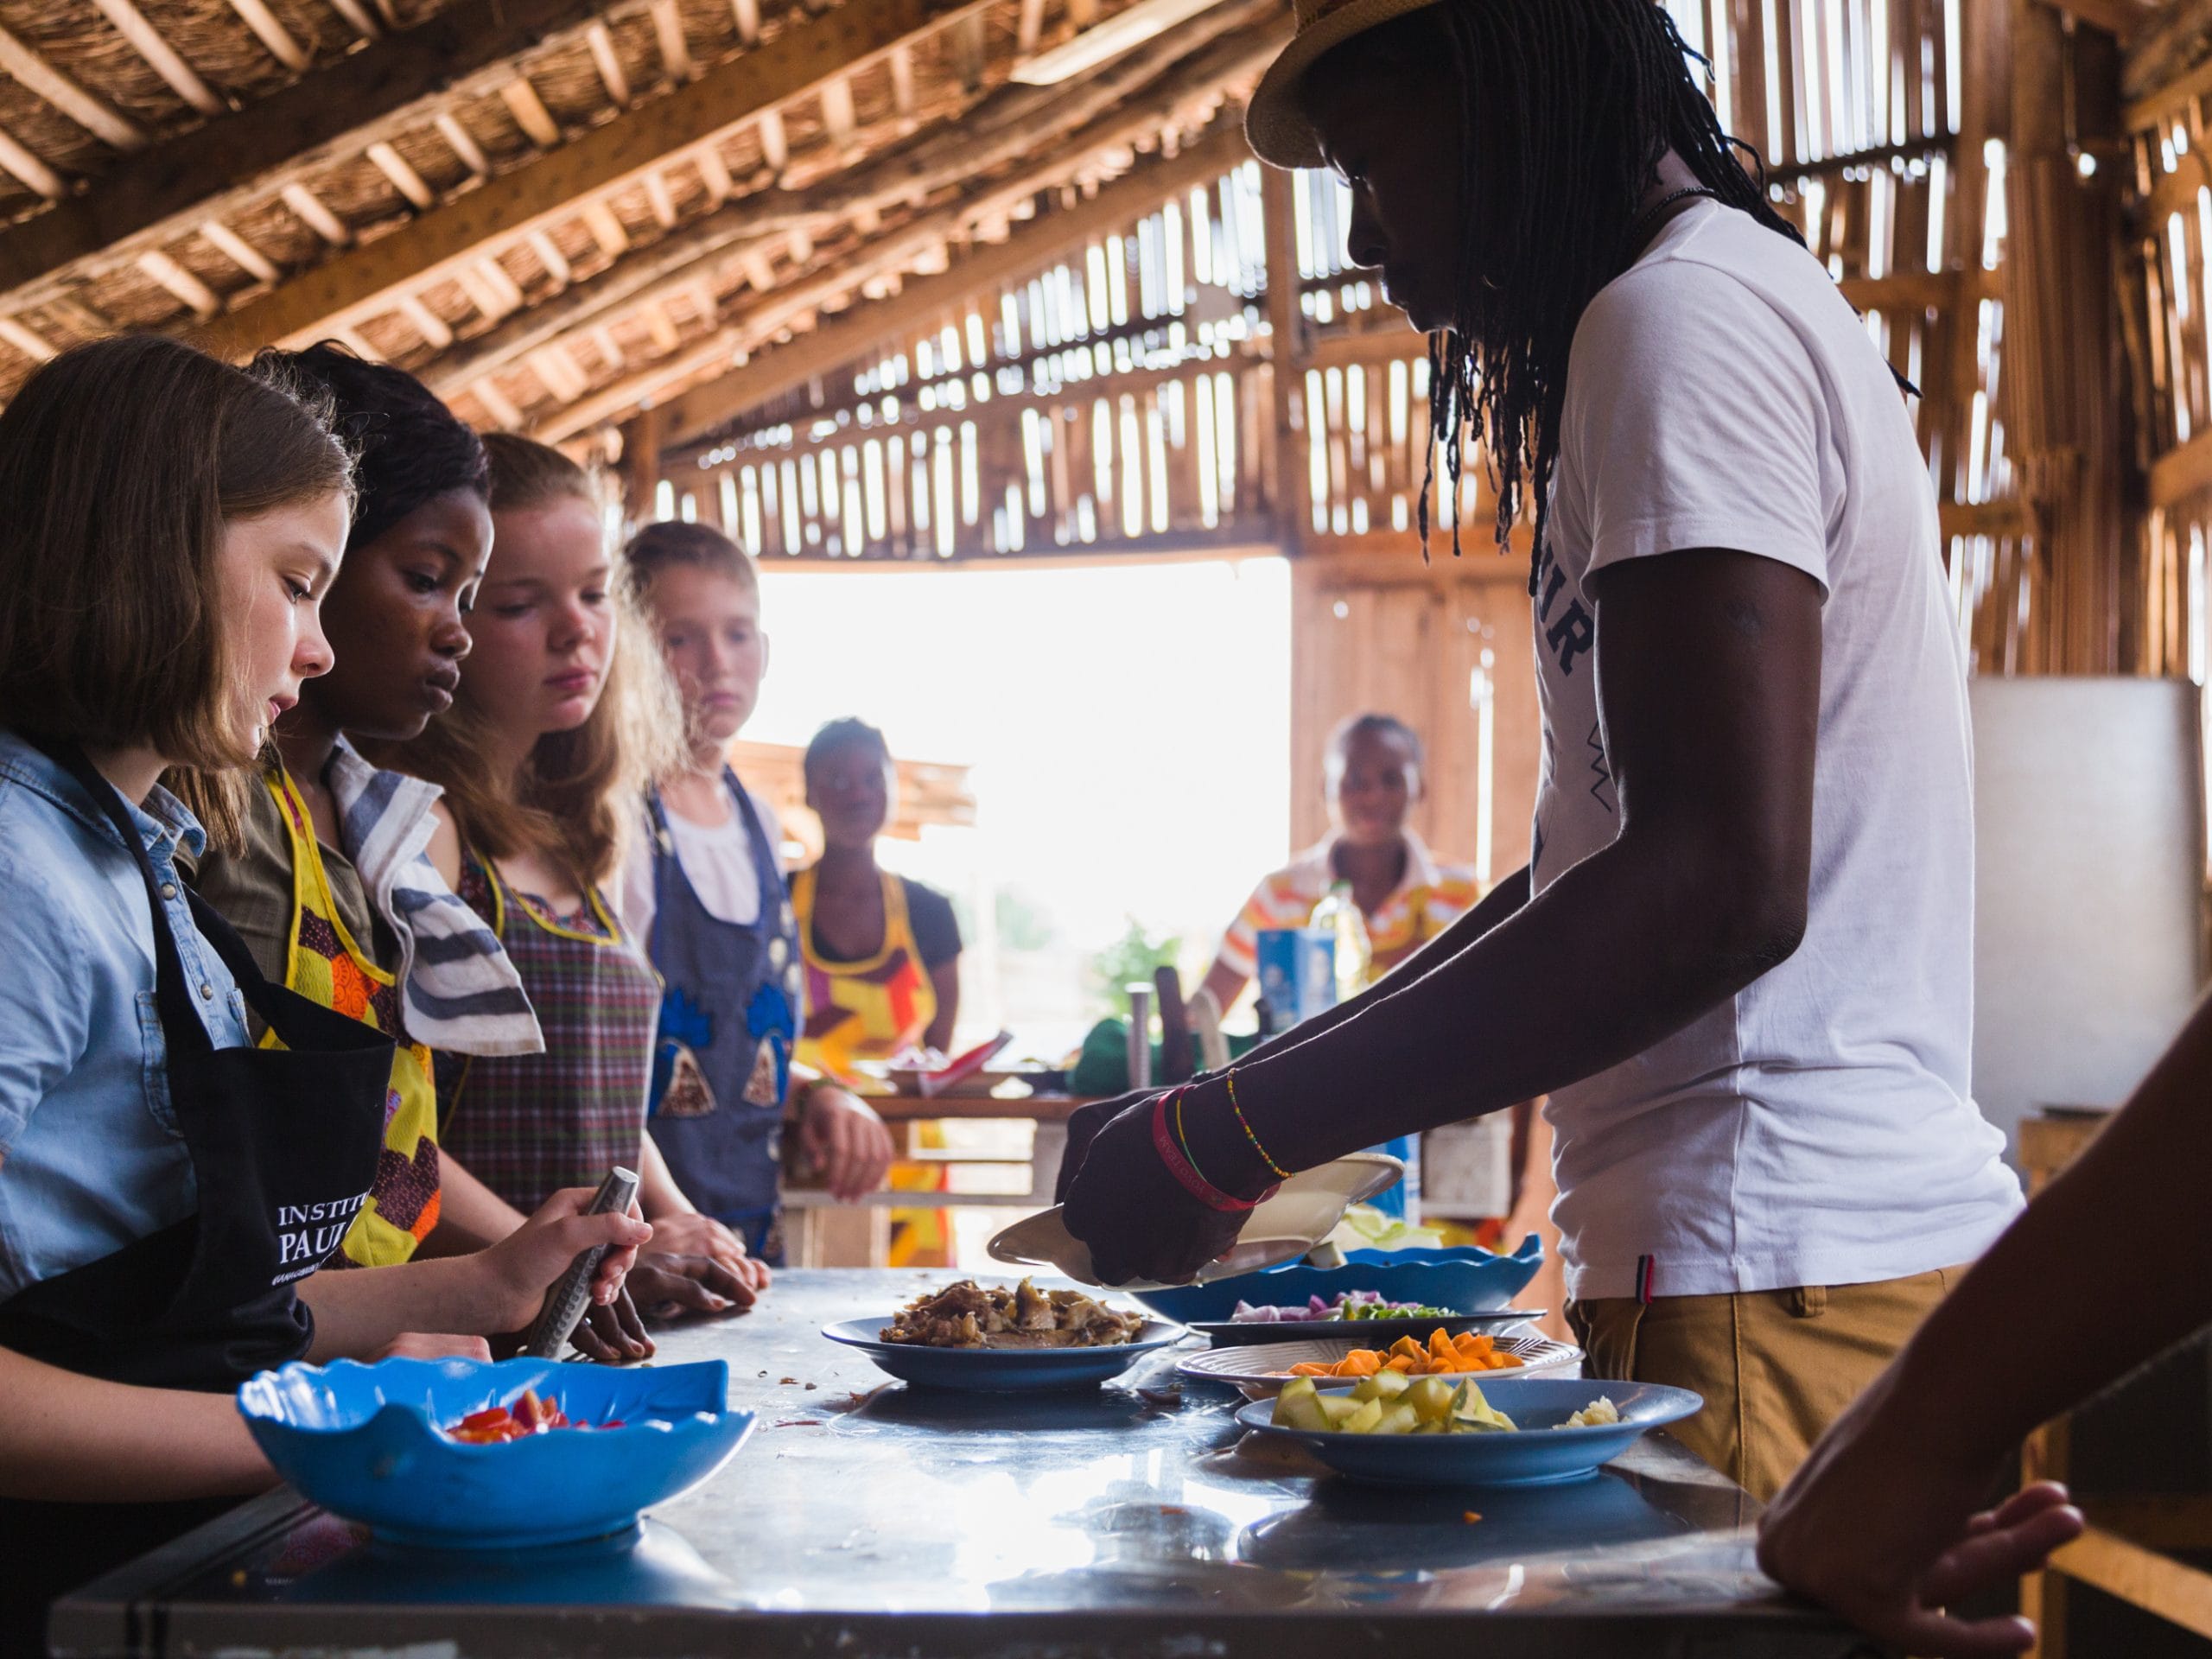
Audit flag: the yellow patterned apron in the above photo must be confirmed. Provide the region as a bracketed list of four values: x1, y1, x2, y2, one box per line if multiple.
[791, 866, 948, 1267]
[263, 767, 442, 1267]
[791, 867, 938, 1086]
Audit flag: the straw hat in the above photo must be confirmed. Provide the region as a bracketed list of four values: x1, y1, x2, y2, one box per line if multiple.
[1244, 0, 1448, 169]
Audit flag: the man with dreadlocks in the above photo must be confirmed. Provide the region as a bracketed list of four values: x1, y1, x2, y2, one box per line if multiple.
[1057, 0, 2024, 1503]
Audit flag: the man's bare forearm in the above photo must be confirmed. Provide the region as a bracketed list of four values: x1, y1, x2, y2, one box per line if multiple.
[1233, 864, 1533, 1066]
[1883, 991, 2212, 1465]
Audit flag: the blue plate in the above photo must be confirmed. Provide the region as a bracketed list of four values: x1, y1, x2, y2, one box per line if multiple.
[1235, 1376, 1702, 1487]
[1128, 1234, 1545, 1327]
[822, 1316, 1183, 1392]
[237, 1357, 754, 1549]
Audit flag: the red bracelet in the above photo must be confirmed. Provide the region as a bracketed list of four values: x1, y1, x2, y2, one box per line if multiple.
[1151, 1091, 1261, 1212]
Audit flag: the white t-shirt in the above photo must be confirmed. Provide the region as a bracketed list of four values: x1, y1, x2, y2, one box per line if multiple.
[1533, 200, 2023, 1301]
[615, 785, 784, 948]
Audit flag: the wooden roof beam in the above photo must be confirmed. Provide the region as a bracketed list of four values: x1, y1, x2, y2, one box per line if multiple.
[2044, 0, 2160, 41]
[367, 141, 437, 209]
[587, 22, 634, 107]
[472, 376, 525, 428]
[0, 126, 64, 200]
[0, 0, 652, 306]
[440, 1, 1274, 411]
[226, 0, 309, 71]
[192, 0, 1003, 358]
[324, 0, 386, 39]
[86, 0, 223, 116]
[435, 112, 492, 178]
[283, 181, 353, 245]
[565, 122, 1255, 445]
[652, 0, 696, 79]
[582, 198, 634, 257]
[137, 248, 220, 318]
[199, 219, 280, 283]
[0, 314, 57, 361]
[422, 0, 1270, 397]
[0, 22, 146, 151]
[502, 78, 564, 147]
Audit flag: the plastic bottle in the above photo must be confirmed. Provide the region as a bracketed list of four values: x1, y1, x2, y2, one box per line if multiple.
[1310, 880, 1373, 1004]
[1310, 883, 1414, 1219]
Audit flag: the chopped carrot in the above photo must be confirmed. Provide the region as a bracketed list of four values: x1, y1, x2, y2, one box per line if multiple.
[1269, 1326, 1529, 1381]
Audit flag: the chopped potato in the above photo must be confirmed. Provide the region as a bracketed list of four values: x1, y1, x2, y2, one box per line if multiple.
[1269, 1376, 1526, 1435]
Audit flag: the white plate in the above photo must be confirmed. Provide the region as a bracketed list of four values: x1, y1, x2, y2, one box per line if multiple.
[987, 1153, 1404, 1290]
[1175, 1332, 1584, 1400]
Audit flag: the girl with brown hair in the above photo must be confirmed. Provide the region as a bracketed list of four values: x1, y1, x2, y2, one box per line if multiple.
[377, 435, 763, 1293]
[0, 337, 649, 1645]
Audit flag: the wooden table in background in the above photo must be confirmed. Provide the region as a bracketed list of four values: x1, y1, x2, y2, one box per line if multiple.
[781, 1094, 1096, 1268]
[2018, 1109, 2212, 1656]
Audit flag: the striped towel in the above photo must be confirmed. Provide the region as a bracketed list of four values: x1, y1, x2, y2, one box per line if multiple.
[327, 737, 544, 1057]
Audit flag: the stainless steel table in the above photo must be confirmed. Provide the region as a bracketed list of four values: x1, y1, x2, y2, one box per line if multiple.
[53, 1269, 1885, 1658]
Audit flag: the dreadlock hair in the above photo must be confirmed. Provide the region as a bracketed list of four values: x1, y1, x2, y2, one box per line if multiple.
[1304, 0, 1805, 593]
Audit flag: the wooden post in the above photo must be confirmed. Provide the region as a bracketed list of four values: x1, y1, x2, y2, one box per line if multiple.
[2006, 0, 2127, 672]
[621, 403, 666, 529]
[1262, 161, 1307, 554]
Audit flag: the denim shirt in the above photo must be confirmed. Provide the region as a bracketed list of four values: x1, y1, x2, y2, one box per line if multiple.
[0, 730, 250, 1300]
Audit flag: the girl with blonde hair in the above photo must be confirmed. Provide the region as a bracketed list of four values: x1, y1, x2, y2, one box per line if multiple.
[377, 435, 764, 1294]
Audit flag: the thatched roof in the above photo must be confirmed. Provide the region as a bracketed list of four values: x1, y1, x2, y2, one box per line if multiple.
[0, 0, 1287, 450]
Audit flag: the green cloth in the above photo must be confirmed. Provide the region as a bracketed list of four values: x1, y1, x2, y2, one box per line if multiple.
[1069, 1018, 1261, 1096]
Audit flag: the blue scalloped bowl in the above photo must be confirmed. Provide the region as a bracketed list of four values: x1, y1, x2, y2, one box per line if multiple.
[237, 1357, 754, 1550]
[1125, 1234, 1545, 1327]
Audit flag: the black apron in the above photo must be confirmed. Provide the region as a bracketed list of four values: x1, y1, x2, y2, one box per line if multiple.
[0, 741, 391, 1652]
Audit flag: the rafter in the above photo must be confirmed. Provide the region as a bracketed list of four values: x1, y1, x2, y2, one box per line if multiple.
[543, 120, 1255, 442]
[663, 124, 1254, 442]
[0, 0, 639, 307]
[0, 126, 64, 200]
[189, 0, 1004, 359]
[86, 0, 223, 115]
[0, 22, 146, 151]
[424, 1, 1269, 400]
[226, 0, 310, 70]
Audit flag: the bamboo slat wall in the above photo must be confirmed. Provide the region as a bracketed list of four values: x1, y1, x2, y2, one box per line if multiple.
[668, 154, 1284, 556]
[2128, 43, 2212, 683]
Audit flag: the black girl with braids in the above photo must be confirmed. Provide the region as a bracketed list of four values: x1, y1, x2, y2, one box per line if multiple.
[1058, 0, 2022, 1507]
[190, 344, 740, 1363]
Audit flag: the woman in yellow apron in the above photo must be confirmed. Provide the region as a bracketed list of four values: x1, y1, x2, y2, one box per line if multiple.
[187, 345, 559, 1276]
[792, 719, 963, 1263]
[791, 720, 963, 1080]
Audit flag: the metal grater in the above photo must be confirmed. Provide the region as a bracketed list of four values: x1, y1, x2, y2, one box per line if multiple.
[519, 1166, 639, 1359]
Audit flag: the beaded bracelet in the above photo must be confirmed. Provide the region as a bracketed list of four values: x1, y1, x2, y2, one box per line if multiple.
[1224, 1069, 1293, 1181]
[1150, 1091, 1261, 1213]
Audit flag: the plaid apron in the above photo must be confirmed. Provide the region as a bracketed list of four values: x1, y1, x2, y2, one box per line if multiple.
[442, 849, 660, 1213]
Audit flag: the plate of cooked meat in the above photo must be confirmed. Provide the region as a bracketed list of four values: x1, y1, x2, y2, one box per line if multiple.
[821, 1278, 1181, 1391]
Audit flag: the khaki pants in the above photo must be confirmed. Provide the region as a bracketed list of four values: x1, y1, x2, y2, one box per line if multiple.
[1567, 1266, 1960, 1501]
